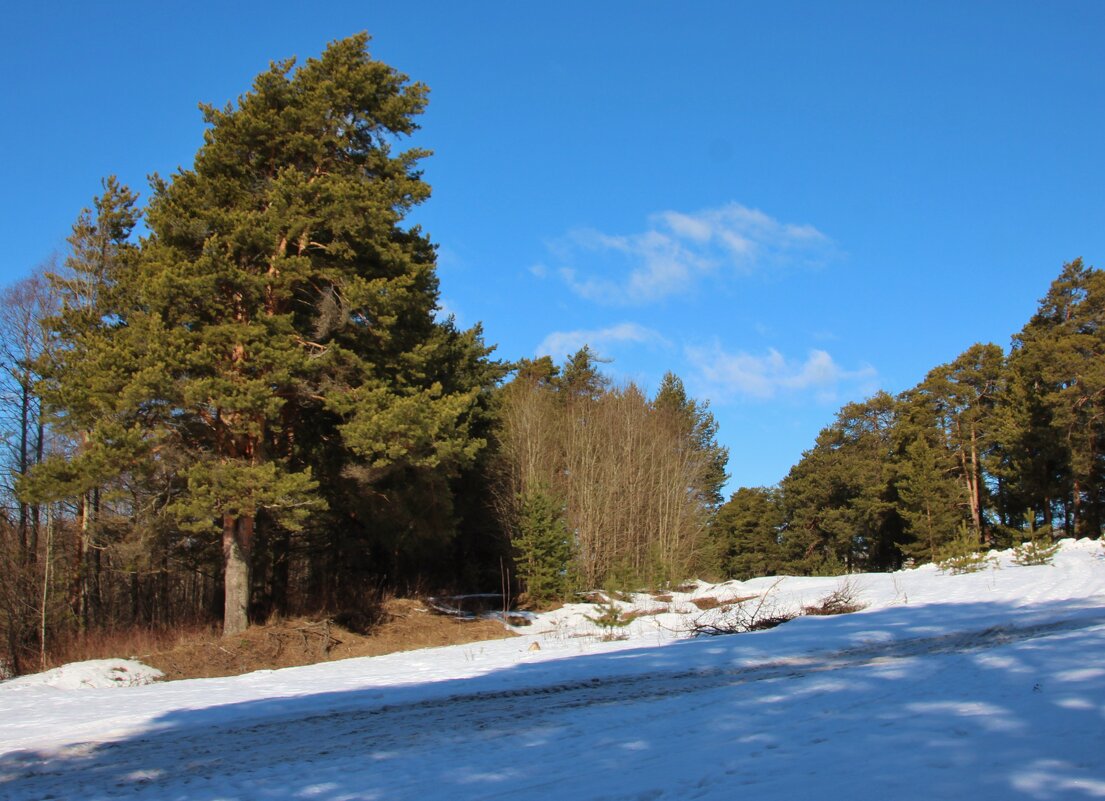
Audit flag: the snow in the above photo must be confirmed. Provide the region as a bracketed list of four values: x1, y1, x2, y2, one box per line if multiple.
[2, 539, 1104, 800]
[2, 659, 163, 690]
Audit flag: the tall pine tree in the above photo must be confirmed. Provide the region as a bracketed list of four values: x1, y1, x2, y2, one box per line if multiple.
[1004, 259, 1105, 537]
[36, 35, 492, 634]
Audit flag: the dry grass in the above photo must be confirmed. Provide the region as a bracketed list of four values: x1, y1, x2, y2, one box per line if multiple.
[690, 596, 723, 610]
[690, 594, 758, 611]
[39, 598, 516, 682]
[622, 606, 670, 622]
[44, 625, 209, 672]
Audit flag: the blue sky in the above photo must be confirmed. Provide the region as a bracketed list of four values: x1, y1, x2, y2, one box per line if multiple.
[3, 2, 1104, 491]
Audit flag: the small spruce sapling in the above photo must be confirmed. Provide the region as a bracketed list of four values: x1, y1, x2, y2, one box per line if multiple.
[587, 597, 631, 641]
[1013, 515, 1060, 566]
[937, 523, 997, 574]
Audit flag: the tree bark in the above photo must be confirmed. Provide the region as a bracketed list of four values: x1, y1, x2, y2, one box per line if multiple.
[222, 514, 254, 636]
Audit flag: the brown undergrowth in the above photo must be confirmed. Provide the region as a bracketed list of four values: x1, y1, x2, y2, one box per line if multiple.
[690, 594, 758, 611]
[45, 599, 516, 682]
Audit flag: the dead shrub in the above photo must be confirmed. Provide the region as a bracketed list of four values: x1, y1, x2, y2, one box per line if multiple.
[802, 579, 865, 616]
[688, 581, 796, 636]
[333, 606, 386, 634]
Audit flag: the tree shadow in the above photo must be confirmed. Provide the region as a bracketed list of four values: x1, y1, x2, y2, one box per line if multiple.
[2, 597, 1104, 800]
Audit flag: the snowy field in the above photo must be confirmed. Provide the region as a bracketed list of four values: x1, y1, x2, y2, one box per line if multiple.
[2, 540, 1104, 800]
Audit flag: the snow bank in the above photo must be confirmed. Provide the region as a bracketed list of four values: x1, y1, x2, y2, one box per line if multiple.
[516, 537, 1105, 643]
[3, 658, 163, 690]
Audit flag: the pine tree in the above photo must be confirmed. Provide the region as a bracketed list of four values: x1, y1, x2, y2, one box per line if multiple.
[910, 343, 1004, 545]
[36, 35, 492, 635]
[895, 436, 965, 563]
[558, 346, 608, 401]
[34, 177, 142, 483]
[1005, 260, 1105, 538]
[780, 392, 904, 573]
[713, 486, 784, 579]
[21, 179, 143, 630]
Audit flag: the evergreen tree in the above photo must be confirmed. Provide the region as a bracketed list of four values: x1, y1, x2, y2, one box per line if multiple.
[513, 356, 559, 388]
[23, 179, 143, 629]
[910, 343, 1004, 544]
[1005, 259, 1105, 537]
[780, 392, 905, 573]
[654, 372, 729, 508]
[35, 35, 494, 634]
[713, 486, 784, 579]
[895, 435, 965, 562]
[34, 177, 142, 487]
[558, 346, 608, 401]
[512, 485, 574, 605]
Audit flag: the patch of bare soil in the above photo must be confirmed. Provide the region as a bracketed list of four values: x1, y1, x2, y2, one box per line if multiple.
[142, 599, 516, 681]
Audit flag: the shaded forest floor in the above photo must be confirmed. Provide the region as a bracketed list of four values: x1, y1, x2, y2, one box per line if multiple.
[62, 600, 518, 681]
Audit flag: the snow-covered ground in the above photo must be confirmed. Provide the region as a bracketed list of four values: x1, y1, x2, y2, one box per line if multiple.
[2, 540, 1104, 800]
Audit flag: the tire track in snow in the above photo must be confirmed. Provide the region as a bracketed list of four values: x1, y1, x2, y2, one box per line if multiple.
[3, 614, 1104, 799]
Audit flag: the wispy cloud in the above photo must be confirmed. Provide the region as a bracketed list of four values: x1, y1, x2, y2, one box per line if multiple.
[686, 342, 877, 403]
[550, 202, 834, 305]
[537, 323, 669, 360]
[434, 298, 462, 325]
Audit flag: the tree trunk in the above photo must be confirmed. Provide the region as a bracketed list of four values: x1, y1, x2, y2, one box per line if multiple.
[222, 514, 254, 636]
[40, 504, 53, 671]
[76, 492, 92, 632]
[969, 430, 987, 544]
[17, 374, 30, 561]
[270, 526, 290, 618]
[29, 410, 44, 565]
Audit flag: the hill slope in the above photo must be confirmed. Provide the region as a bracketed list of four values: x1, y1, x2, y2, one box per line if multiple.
[2, 540, 1104, 800]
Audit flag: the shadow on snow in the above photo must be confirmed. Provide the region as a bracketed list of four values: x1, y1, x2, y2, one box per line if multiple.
[3, 597, 1105, 800]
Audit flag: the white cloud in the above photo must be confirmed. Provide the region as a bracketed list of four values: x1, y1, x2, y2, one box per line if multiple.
[686, 342, 876, 403]
[549, 202, 834, 305]
[434, 298, 461, 324]
[536, 323, 669, 360]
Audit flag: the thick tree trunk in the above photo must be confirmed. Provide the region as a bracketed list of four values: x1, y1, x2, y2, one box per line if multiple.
[222, 514, 254, 636]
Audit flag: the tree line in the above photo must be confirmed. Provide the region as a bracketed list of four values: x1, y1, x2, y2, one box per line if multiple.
[714, 258, 1105, 578]
[493, 351, 727, 601]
